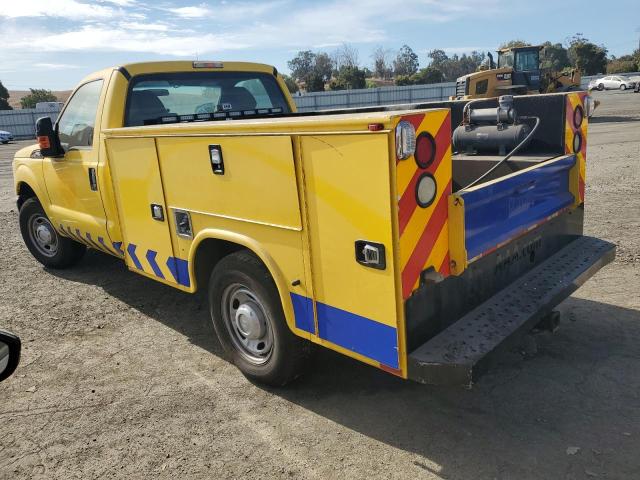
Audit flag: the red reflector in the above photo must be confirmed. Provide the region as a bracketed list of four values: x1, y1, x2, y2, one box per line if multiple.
[37, 136, 50, 149]
[368, 123, 384, 131]
[415, 132, 436, 168]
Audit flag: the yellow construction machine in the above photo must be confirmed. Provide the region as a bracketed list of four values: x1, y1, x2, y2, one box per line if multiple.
[452, 45, 581, 100]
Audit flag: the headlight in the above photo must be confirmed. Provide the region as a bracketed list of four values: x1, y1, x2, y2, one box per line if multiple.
[415, 173, 437, 208]
[395, 120, 416, 160]
[584, 95, 596, 118]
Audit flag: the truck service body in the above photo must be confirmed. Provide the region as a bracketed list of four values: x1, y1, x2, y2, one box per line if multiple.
[13, 61, 614, 386]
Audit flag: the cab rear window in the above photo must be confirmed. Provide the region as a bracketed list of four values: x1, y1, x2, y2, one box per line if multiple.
[124, 72, 290, 127]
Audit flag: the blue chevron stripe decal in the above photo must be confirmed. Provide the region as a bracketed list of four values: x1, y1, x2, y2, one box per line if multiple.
[126, 243, 143, 270]
[98, 236, 119, 256]
[112, 242, 124, 255]
[166, 257, 190, 288]
[145, 250, 164, 279]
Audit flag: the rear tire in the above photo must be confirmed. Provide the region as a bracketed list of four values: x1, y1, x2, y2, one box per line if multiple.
[620, 84, 627, 91]
[598, 83, 604, 91]
[19, 198, 85, 268]
[208, 250, 311, 386]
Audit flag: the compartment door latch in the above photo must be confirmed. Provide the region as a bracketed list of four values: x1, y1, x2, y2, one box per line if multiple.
[355, 240, 386, 270]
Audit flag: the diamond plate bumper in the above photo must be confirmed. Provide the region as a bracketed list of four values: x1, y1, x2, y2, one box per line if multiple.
[407, 236, 616, 387]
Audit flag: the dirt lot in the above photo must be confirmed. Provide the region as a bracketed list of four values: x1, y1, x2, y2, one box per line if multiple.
[0, 91, 639, 480]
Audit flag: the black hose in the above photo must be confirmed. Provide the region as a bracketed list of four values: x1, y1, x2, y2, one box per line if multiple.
[460, 115, 540, 190]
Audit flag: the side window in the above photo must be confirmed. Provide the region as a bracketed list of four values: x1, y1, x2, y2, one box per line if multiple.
[57, 80, 103, 149]
[475, 79, 488, 95]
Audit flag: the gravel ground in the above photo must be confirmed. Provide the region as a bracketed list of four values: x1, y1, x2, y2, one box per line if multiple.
[0, 90, 639, 480]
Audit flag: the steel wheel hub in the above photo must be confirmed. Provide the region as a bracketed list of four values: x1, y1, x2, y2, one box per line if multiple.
[28, 214, 58, 257]
[222, 284, 274, 364]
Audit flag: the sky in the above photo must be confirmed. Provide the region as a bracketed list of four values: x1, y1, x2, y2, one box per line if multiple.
[0, 0, 638, 90]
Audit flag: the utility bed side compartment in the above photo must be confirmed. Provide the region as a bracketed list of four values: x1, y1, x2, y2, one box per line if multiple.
[300, 132, 401, 371]
[105, 137, 187, 289]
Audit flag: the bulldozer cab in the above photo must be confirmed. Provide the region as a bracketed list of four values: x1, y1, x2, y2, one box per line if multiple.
[497, 46, 543, 92]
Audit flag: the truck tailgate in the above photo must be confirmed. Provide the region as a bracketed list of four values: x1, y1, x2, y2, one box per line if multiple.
[456, 154, 576, 263]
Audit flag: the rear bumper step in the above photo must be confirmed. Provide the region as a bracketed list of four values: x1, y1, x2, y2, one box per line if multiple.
[408, 236, 616, 387]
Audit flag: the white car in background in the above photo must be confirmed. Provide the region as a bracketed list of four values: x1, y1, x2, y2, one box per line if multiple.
[0, 130, 14, 144]
[588, 75, 637, 91]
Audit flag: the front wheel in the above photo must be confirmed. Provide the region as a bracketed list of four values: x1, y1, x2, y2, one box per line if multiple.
[208, 250, 311, 386]
[598, 83, 604, 91]
[620, 84, 627, 91]
[19, 198, 85, 268]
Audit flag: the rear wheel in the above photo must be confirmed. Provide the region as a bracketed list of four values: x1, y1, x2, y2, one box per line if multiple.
[598, 83, 604, 91]
[19, 198, 85, 268]
[208, 250, 311, 386]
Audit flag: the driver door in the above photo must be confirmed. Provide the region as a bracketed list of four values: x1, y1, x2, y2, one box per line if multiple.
[42, 79, 110, 247]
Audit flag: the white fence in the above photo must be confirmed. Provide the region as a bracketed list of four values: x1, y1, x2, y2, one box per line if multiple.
[0, 108, 61, 140]
[1, 72, 637, 139]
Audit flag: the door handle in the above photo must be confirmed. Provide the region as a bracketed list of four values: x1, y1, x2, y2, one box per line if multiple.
[150, 204, 164, 221]
[88, 168, 98, 191]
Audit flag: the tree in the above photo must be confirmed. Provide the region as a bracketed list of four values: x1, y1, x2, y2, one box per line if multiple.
[20, 89, 58, 109]
[413, 67, 445, 84]
[394, 67, 444, 86]
[314, 52, 334, 83]
[541, 42, 571, 71]
[0, 81, 12, 110]
[281, 74, 299, 94]
[427, 49, 448, 67]
[306, 73, 326, 92]
[288, 50, 316, 84]
[329, 66, 366, 90]
[393, 45, 419, 76]
[607, 59, 637, 74]
[567, 34, 608, 75]
[371, 46, 393, 79]
[427, 49, 485, 81]
[287, 50, 335, 92]
[333, 43, 359, 71]
[499, 40, 531, 49]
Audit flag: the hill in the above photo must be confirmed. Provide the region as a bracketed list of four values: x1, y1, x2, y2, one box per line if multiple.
[6, 90, 72, 110]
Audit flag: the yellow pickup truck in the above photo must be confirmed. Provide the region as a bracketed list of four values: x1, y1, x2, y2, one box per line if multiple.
[13, 61, 614, 387]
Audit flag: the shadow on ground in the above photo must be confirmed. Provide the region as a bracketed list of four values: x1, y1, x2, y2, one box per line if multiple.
[51, 249, 640, 479]
[590, 115, 640, 124]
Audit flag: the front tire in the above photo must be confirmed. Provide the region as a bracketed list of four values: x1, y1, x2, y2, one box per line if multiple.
[208, 250, 311, 386]
[598, 83, 604, 91]
[19, 198, 85, 268]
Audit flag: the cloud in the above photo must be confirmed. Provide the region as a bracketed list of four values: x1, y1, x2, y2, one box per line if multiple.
[0, 0, 499, 58]
[119, 21, 170, 32]
[33, 63, 82, 69]
[0, 0, 116, 19]
[167, 4, 211, 18]
[2, 25, 249, 56]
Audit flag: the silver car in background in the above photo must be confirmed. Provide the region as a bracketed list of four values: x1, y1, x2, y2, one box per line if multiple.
[588, 75, 637, 91]
[0, 129, 14, 144]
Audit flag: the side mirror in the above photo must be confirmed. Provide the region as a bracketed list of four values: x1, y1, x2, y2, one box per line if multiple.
[0, 330, 21, 382]
[36, 116, 64, 157]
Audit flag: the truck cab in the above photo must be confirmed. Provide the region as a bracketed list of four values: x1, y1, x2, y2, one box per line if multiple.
[13, 61, 613, 387]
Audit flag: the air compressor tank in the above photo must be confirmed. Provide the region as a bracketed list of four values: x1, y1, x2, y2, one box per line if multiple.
[452, 122, 531, 155]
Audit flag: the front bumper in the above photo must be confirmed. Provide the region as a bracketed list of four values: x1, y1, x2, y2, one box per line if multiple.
[407, 235, 615, 387]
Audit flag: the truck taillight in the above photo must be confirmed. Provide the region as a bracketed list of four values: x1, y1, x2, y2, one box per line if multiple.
[415, 173, 437, 208]
[396, 121, 416, 160]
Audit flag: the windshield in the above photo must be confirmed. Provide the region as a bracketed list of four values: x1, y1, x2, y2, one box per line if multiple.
[515, 49, 539, 71]
[498, 51, 514, 68]
[125, 72, 290, 127]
